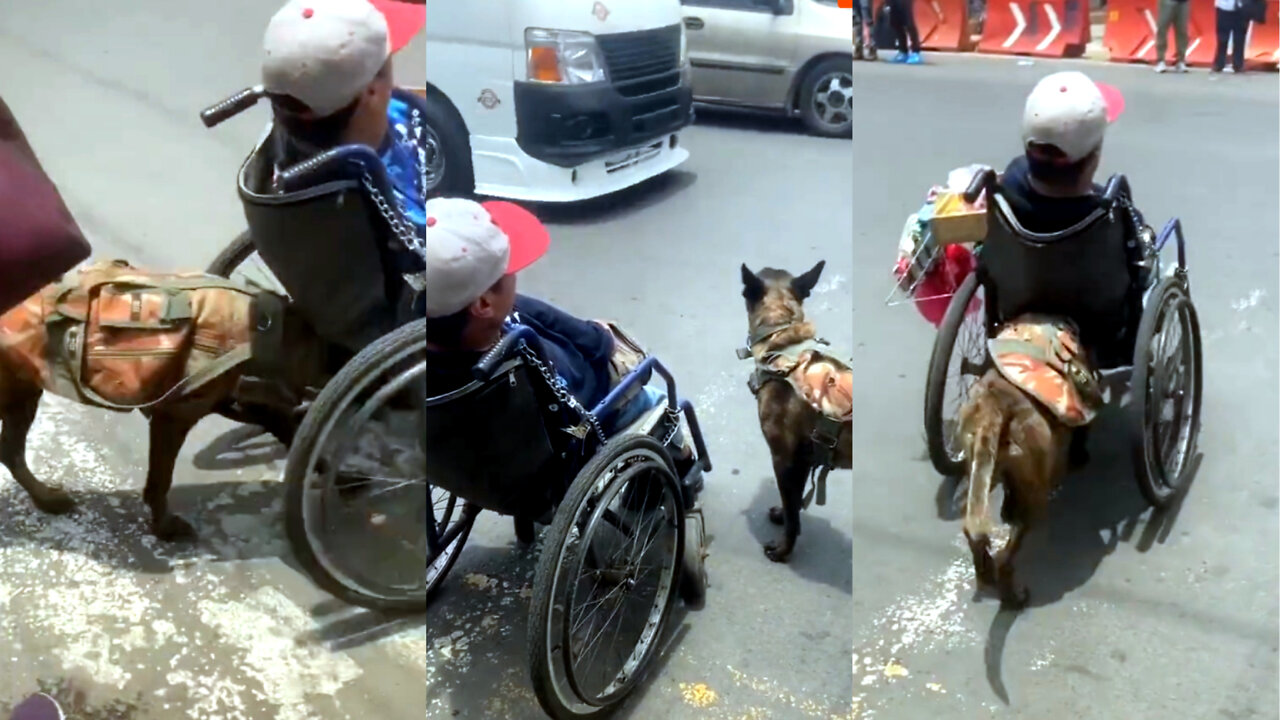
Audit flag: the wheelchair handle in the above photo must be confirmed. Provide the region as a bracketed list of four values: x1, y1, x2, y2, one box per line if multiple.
[277, 145, 387, 192]
[474, 326, 548, 382]
[200, 86, 265, 128]
[963, 166, 998, 205]
[1101, 173, 1131, 205]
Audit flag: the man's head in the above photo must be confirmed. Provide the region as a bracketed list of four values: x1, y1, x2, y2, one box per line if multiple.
[424, 198, 551, 350]
[262, 0, 397, 149]
[1021, 71, 1124, 192]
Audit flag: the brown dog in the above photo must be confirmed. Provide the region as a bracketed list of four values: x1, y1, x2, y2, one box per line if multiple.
[0, 261, 329, 541]
[740, 261, 852, 563]
[957, 369, 1072, 606]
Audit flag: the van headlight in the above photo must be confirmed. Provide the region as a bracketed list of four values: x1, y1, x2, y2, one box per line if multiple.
[525, 29, 607, 85]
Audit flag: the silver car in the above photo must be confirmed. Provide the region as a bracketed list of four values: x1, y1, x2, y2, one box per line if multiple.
[681, 0, 853, 137]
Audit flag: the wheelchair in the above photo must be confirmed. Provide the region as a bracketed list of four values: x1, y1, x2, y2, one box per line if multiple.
[425, 325, 712, 719]
[198, 86, 429, 611]
[924, 168, 1202, 509]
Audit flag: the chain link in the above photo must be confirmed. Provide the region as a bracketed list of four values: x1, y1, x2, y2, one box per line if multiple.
[518, 344, 608, 446]
[360, 104, 427, 290]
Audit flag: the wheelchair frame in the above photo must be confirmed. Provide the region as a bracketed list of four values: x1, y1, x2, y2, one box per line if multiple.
[201, 86, 431, 611]
[424, 324, 713, 719]
[923, 169, 1203, 509]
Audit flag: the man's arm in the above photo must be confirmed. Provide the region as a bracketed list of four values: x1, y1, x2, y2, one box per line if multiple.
[513, 295, 615, 363]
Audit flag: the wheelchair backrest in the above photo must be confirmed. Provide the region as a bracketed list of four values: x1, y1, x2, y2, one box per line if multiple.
[981, 192, 1132, 348]
[424, 359, 568, 518]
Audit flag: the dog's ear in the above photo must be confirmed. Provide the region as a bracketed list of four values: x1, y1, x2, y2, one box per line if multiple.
[741, 264, 765, 303]
[790, 260, 826, 301]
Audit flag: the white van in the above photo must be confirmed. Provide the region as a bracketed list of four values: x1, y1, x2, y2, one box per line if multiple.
[425, 0, 695, 203]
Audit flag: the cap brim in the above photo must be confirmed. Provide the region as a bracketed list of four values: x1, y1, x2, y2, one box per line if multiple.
[368, 0, 424, 54]
[1096, 81, 1125, 123]
[483, 201, 550, 274]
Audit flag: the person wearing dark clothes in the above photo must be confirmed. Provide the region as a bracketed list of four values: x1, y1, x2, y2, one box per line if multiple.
[995, 71, 1145, 465]
[424, 198, 698, 450]
[1212, 0, 1249, 73]
[885, 0, 923, 64]
[853, 0, 877, 60]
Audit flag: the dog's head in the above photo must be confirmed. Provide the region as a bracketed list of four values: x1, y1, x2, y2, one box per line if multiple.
[740, 261, 825, 334]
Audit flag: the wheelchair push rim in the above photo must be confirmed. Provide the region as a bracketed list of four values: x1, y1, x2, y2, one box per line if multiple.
[285, 323, 430, 610]
[1131, 276, 1202, 508]
[205, 230, 291, 298]
[529, 435, 683, 719]
[924, 271, 987, 476]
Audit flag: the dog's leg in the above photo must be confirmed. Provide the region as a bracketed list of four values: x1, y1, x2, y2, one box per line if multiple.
[0, 386, 74, 514]
[962, 383, 1003, 588]
[764, 460, 807, 563]
[143, 412, 199, 541]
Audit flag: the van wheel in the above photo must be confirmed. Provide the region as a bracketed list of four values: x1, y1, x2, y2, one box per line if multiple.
[797, 57, 853, 138]
[424, 94, 475, 198]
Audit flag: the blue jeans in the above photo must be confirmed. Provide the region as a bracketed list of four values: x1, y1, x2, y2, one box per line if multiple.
[602, 385, 666, 434]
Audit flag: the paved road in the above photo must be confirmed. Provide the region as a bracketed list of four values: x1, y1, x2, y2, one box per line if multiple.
[425, 109, 855, 719]
[850, 55, 1279, 719]
[0, 2, 426, 719]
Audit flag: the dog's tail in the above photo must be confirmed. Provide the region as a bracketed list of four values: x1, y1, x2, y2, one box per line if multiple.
[960, 375, 1007, 543]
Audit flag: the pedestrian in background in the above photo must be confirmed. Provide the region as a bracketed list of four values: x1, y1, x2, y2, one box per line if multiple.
[1154, 0, 1190, 72]
[886, 0, 923, 64]
[1212, 0, 1248, 73]
[854, 0, 877, 61]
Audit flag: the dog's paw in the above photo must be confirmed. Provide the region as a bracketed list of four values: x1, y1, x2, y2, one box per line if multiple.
[767, 506, 785, 526]
[153, 515, 198, 542]
[33, 488, 76, 515]
[763, 541, 792, 563]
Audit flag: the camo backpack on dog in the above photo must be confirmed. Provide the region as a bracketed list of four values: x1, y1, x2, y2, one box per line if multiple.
[0, 259, 262, 410]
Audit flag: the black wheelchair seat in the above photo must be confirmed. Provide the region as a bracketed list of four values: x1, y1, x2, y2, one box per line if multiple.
[425, 357, 571, 519]
[236, 88, 425, 353]
[980, 191, 1139, 367]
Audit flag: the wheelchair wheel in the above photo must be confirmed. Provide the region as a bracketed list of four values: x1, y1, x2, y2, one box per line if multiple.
[284, 322, 433, 611]
[428, 485, 476, 600]
[528, 435, 684, 720]
[1130, 276, 1202, 508]
[677, 508, 708, 609]
[206, 230, 290, 298]
[924, 272, 987, 476]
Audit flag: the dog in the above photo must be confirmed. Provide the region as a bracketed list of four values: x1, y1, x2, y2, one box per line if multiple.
[0, 260, 330, 541]
[956, 315, 1099, 606]
[740, 261, 852, 563]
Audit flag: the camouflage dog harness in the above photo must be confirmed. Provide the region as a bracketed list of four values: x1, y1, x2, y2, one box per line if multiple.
[0, 259, 261, 411]
[989, 314, 1105, 426]
[737, 323, 852, 508]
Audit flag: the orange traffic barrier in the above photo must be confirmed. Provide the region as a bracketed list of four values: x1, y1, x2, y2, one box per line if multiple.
[977, 0, 1091, 58]
[1106, 0, 1276, 69]
[872, 0, 973, 51]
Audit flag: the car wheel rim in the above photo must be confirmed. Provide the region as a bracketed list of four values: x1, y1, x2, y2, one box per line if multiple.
[811, 71, 853, 129]
[425, 124, 446, 193]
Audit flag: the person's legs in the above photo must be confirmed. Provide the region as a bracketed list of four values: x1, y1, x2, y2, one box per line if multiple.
[594, 322, 696, 460]
[1212, 7, 1230, 71]
[1172, 0, 1190, 66]
[887, 0, 910, 59]
[855, 0, 877, 59]
[901, 0, 923, 55]
[1154, 0, 1173, 67]
[1232, 14, 1249, 72]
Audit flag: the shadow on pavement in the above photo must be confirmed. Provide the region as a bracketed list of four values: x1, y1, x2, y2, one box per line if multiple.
[976, 406, 1205, 702]
[191, 424, 288, 471]
[693, 105, 827, 138]
[743, 477, 853, 595]
[303, 598, 427, 653]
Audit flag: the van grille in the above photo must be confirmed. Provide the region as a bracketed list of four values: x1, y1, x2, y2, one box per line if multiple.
[596, 24, 682, 98]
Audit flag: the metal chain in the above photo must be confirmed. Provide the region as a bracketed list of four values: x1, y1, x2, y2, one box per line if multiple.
[661, 404, 682, 447]
[518, 344, 608, 446]
[360, 104, 428, 291]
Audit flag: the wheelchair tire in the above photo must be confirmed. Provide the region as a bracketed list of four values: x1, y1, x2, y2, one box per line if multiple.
[284, 321, 437, 612]
[206, 230, 255, 277]
[424, 92, 474, 199]
[678, 508, 708, 609]
[924, 272, 986, 476]
[1130, 275, 1202, 509]
[528, 435, 684, 720]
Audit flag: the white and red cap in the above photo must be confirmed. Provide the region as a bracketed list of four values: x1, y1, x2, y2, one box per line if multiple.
[424, 198, 551, 318]
[261, 0, 424, 117]
[1022, 71, 1125, 163]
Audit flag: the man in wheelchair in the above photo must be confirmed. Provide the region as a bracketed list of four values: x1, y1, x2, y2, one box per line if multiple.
[988, 71, 1154, 464]
[424, 197, 697, 466]
[257, 0, 425, 331]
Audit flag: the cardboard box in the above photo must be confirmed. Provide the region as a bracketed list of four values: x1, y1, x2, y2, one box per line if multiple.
[929, 191, 987, 246]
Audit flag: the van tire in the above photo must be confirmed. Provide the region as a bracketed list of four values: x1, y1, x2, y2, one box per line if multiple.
[424, 93, 475, 198]
[797, 57, 853, 138]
